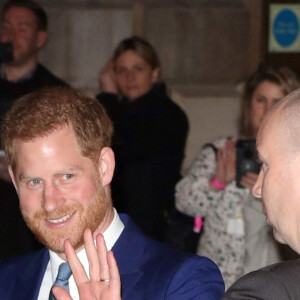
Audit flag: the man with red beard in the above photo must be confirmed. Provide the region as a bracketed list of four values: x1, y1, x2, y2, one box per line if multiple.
[0, 87, 224, 299]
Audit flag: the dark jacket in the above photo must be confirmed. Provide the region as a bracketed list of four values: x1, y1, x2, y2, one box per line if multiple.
[97, 83, 188, 241]
[223, 259, 300, 300]
[0, 63, 67, 120]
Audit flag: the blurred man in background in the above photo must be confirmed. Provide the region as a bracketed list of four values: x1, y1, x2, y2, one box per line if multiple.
[0, 0, 67, 259]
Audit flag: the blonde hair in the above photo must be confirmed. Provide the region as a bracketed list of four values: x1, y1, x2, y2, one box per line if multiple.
[239, 64, 300, 138]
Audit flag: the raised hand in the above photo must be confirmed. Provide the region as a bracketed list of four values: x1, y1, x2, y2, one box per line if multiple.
[98, 59, 118, 94]
[52, 228, 121, 300]
[214, 140, 236, 186]
[240, 171, 259, 191]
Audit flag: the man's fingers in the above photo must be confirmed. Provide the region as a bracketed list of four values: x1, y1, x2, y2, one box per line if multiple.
[240, 173, 257, 190]
[245, 172, 258, 181]
[84, 228, 101, 281]
[96, 233, 110, 283]
[107, 251, 121, 294]
[62, 232, 122, 299]
[64, 239, 89, 285]
[52, 286, 72, 300]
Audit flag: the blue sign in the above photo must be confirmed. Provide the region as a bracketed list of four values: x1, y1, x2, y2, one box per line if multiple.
[273, 9, 299, 47]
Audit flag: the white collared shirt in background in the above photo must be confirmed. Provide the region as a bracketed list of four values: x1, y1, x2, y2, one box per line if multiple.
[37, 208, 124, 300]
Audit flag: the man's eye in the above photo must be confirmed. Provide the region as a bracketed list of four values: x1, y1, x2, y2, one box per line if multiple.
[134, 66, 144, 72]
[28, 178, 42, 187]
[62, 174, 74, 180]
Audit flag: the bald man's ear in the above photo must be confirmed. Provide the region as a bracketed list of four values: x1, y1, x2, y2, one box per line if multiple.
[98, 147, 115, 187]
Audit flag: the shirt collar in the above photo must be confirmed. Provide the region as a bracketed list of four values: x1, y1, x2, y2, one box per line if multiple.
[0, 63, 37, 82]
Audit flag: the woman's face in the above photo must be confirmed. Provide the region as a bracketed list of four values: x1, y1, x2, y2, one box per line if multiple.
[114, 50, 159, 100]
[250, 80, 285, 136]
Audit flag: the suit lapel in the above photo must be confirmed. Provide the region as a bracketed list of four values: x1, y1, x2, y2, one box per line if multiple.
[14, 249, 49, 300]
[113, 214, 146, 298]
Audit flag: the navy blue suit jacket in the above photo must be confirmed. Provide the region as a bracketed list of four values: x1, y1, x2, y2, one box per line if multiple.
[0, 214, 224, 299]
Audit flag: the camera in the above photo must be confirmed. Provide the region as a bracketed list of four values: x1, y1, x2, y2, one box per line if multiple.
[0, 42, 13, 62]
[236, 139, 261, 188]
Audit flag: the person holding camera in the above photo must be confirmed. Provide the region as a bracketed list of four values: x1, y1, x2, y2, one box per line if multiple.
[175, 64, 300, 289]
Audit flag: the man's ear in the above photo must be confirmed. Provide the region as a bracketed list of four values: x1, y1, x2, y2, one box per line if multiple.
[36, 31, 47, 49]
[8, 166, 18, 193]
[98, 147, 115, 187]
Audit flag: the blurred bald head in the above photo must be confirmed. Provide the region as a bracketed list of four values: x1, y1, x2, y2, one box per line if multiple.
[253, 88, 300, 253]
[257, 88, 300, 157]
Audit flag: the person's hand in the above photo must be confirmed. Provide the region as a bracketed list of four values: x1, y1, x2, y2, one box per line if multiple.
[0, 155, 11, 182]
[214, 140, 236, 186]
[52, 228, 121, 300]
[98, 59, 118, 94]
[240, 171, 258, 191]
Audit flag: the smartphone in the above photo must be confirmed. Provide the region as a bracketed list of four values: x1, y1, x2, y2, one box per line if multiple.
[236, 139, 261, 188]
[0, 42, 13, 62]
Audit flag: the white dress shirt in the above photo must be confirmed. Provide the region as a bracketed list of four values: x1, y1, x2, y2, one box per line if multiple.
[37, 208, 124, 300]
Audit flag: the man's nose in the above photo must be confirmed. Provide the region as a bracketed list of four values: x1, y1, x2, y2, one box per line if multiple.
[42, 183, 63, 212]
[252, 169, 263, 198]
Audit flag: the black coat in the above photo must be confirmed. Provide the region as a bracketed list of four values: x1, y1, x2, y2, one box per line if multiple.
[0, 63, 68, 259]
[223, 259, 300, 299]
[97, 83, 189, 241]
[0, 63, 67, 120]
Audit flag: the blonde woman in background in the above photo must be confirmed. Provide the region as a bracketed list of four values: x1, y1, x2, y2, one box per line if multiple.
[175, 64, 300, 289]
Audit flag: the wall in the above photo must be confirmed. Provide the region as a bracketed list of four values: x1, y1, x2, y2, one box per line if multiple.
[0, 0, 264, 172]
[38, 1, 133, 94]
[171, 85, 240, 173]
